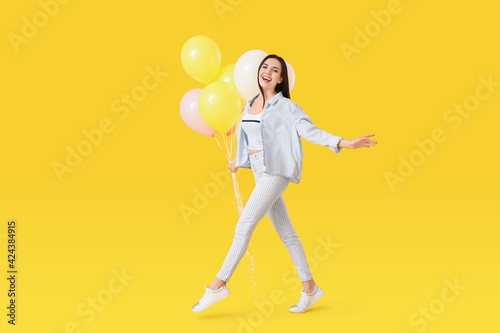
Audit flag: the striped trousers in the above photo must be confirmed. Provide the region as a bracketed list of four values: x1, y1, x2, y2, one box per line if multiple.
[216, 150, 313, 282]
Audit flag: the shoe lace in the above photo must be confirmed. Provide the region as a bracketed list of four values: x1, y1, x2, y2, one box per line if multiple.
[295, 291, 308, 310]
[199, 290, 210, 303]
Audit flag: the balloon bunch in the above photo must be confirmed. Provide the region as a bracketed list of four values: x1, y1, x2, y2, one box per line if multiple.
[180, 35, 297, 149]
[180, 35, 246, 213]
[180, 35, 297, 297]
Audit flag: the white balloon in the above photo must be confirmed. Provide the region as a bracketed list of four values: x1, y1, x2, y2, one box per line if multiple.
[234, 50, 268, 101]
[234, 50, 296, 101]
[285, 60, 295, 92]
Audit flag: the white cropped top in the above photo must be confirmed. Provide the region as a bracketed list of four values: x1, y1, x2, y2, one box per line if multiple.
[240, 112, 263, 150]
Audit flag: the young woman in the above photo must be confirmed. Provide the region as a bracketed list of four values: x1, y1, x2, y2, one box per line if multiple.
[192, 54, 377, 313]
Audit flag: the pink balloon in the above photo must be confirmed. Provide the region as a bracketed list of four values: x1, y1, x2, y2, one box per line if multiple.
[180, 88, 217, 137]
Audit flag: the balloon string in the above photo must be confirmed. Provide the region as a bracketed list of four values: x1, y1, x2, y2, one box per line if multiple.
[213, 134, 230, 163]
[230, 172, 245, 215]
[231, 130, 236, 160]
[214, 134, 222, 150]
[229, 129, 234, 161]
[246, 241, 258, 297]
[222, 132, 230, 161]
[215, 131, 258, 298]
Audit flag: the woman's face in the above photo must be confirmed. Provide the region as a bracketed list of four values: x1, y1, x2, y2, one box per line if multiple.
[258, 58, 283, 89]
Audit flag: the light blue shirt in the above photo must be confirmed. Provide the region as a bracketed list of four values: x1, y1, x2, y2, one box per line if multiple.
[235, 91, 344, 184]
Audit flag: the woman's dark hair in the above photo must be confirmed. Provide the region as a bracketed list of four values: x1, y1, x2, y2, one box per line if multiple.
[257, 54, 290, 108]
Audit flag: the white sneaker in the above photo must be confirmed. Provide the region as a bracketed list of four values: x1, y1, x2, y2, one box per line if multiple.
[289, 284, 325, 313]
[192, 285, 231, 312]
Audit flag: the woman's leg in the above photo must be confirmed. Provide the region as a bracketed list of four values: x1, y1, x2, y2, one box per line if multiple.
[214, 171, 289, 283]
[266, 194, 316, 292]
[210, 277, 226, 290]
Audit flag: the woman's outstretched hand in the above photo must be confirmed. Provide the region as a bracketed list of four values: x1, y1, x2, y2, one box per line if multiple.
[341, 134, 378, 149]
[228, 159, 238, 173]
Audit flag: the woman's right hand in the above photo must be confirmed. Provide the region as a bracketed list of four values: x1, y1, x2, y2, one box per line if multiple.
[228, 160, 238, 173]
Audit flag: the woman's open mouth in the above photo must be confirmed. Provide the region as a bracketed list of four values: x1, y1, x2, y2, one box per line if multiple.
[262, 75, 272, 83]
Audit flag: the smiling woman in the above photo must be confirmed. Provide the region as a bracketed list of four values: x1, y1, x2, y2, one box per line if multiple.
[192, 53, 378, 314]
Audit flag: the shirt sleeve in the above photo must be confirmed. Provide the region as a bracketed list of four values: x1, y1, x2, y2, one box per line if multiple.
[291, 103, 344, 154]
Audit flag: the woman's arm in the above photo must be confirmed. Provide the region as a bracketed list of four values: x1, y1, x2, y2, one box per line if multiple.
[291, 103, 378, 151]
[291, 103, 344, 153]
[337, 138, 352, 149]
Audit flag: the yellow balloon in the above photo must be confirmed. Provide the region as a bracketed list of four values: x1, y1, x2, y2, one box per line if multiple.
[214, 63, 236, 86]
[181, 35, 221, 84]
[199, 81, 243, 132]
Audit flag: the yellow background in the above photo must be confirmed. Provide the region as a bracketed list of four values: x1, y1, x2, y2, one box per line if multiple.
[1, 0, 499, 332]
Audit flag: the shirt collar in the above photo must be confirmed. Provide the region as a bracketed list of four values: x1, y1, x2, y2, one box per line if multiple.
[248, 91, 284, 108]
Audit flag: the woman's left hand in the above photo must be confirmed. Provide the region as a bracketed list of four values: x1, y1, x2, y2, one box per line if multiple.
[347, 134, 378, 149]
